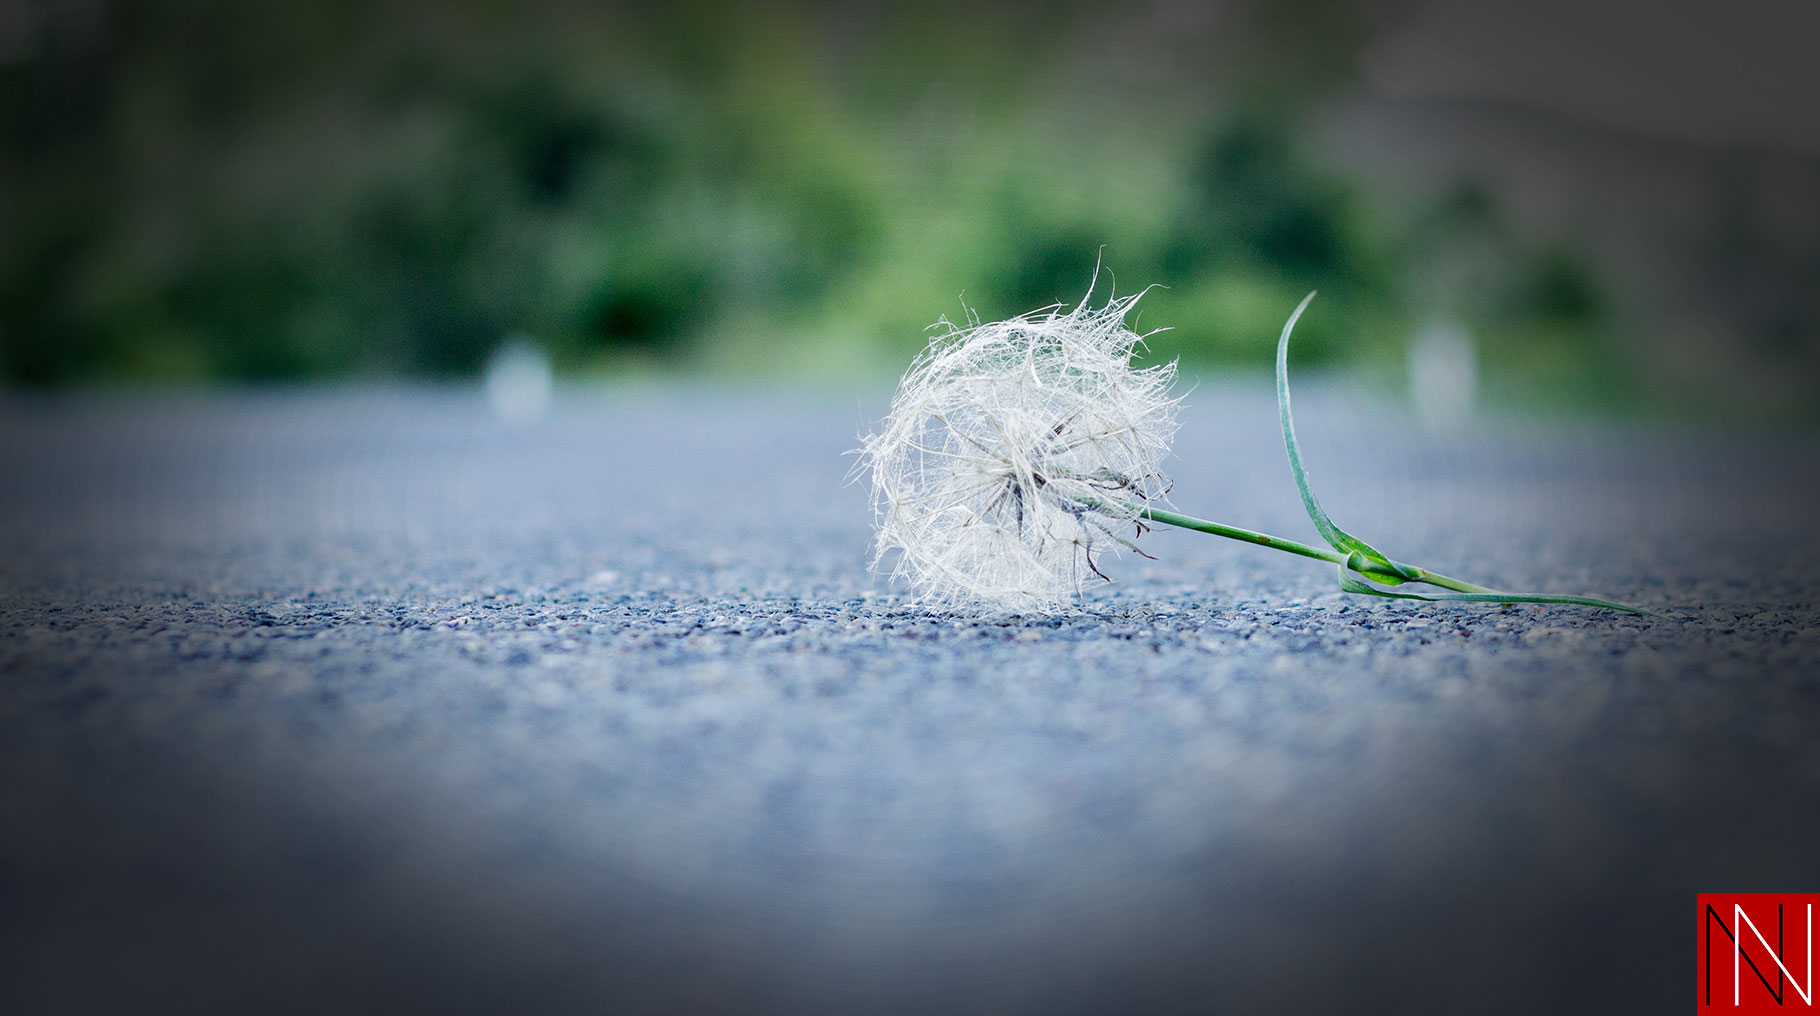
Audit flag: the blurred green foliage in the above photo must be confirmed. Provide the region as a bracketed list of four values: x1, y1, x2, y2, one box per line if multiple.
[1, 0, 1617, 394]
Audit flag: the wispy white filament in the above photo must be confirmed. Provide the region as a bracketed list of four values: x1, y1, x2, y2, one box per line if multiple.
[861, 286, 1181, 611]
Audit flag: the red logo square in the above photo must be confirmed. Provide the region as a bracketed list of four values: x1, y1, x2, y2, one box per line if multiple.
[1699, 893, 1819, 1011]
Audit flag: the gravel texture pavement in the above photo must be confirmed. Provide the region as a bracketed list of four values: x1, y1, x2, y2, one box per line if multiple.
[3, 382, 1817, 1014]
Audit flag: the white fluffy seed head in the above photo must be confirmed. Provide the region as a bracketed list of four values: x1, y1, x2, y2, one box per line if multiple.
[860, 285, 1181, 612]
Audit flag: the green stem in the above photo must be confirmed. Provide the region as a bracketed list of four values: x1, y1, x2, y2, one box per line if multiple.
[1137, 504, 1353, 569]
[1134, 504, 1660, 616]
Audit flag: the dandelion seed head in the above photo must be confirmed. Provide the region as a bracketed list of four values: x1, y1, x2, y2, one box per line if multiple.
[860, 285, 1181, 611]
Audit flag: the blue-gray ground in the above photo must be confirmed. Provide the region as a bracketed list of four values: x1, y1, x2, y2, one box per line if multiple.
[2, 383, 1816, 1014]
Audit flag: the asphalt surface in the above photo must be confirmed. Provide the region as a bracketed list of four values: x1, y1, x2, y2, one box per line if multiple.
[3, 382, 1817, 1014]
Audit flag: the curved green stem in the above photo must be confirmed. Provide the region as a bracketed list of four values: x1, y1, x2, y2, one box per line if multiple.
[1134, 503, 1660, 616]
[1226, 290, 1661, 617]
[1076, 293, 1659, 617]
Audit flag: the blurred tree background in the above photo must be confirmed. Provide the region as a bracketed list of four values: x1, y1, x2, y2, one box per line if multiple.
[2, 0, 1816, 416]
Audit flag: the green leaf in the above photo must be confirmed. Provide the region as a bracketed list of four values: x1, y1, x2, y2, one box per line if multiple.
[1338, 552, 1659, 614]
[1275, 293, 1417, 583]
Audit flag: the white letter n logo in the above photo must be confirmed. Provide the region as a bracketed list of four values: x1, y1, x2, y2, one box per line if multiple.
[1714, 902, 1815, 1007]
